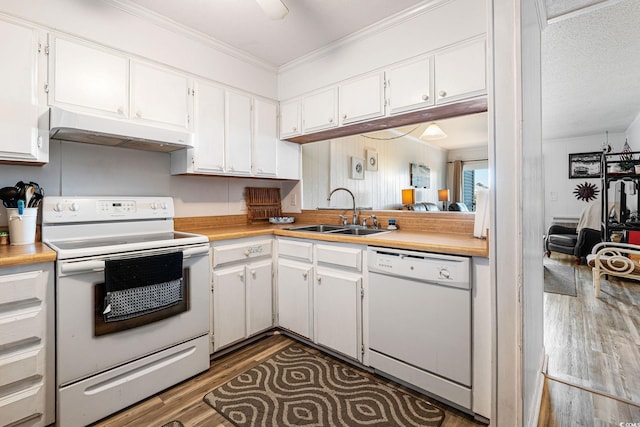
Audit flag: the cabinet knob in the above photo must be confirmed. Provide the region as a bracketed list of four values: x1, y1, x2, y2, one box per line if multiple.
[238, 273, 244, 280]
[342, 114, 348, 119]
[244, 250, 250, 256]
[317, 276, 322, 283]
[229, 166, 235, 171]
[250, 270, 256, 277]
[117, 107, 124, 115]
[37, 136, 43, 148]
[292, 126, 297, 131]
[439, 90, 447, 98]
[302, 271, 308, 279]
[136, 110, 142, 117]
[422, 94, 429, 101]
[328, 118, 333, 123]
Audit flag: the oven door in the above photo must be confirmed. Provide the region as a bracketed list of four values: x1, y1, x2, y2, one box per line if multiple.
[56, 244, 210, 386]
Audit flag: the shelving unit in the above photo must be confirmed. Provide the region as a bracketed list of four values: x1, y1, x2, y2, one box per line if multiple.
[601, 151, 640, 242]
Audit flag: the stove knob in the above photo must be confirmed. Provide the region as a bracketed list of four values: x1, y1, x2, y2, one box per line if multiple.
[70, 202, 80, 212]
[54, 202, 64, 212]
[151, 202, 157, 210]
[160, 202, 168, 210]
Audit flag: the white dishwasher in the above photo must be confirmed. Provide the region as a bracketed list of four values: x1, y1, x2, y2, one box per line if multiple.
[367, 247, 472, 411]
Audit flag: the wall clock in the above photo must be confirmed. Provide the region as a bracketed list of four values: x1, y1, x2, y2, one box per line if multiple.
[366, 149, 378, 171]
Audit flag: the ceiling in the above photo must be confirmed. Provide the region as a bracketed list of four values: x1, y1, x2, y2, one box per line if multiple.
[118, 0, 640, 144]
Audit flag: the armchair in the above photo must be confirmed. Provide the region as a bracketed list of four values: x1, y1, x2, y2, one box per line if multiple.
[545, 224, 601, 264]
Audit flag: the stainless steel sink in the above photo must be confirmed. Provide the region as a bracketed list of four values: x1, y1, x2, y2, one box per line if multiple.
[327, 228, 391, 236]
[285, 224, 391, 236]
[286, 224, 346, 233]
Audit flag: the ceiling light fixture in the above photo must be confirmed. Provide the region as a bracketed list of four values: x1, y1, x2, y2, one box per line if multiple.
[420, 122, 447, 140]
[255, 0, 289, 20]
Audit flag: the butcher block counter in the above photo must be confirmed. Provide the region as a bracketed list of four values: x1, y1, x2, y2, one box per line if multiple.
[0, 243, 57, 268]
[175, 210, 488, 258]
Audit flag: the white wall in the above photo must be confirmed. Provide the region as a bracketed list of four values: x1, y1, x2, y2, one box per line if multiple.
[626, 111, 640, 143]
[542, 132, 626, 230]
[0, 141, 294, 226]
[277, 0, 486, 100]
[302, 133, 447, 210]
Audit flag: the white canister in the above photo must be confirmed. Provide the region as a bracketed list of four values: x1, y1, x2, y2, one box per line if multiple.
[7, 208, 38, 245]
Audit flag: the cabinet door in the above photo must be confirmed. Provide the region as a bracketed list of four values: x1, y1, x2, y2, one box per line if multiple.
[314, 268, 361, 360]
[246, 259, 273, 336]
[279, 99, 301, 138]
[225, 90, 252, 175]
[302, 87, 338, 133]
[193, 80, 225, 172]
[213, 265, 246, 351]
[253, 98, 278, 176]
[387, 56, 434, 115]
[131, 61, 191, 130]
[51, 37, 129, 118]
[435, 39, 486, 104]
[0, 20, 47, 163]
[277, 259, 312, 339]
[339, 72, 385, 125]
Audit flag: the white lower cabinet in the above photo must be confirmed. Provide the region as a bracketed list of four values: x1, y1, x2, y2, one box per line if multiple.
[314, 267, 361, 360]
[0, 263, 54, 427]
[211, 238, 273, 353]
[277, 258, 313, 339]
[276, 238, 364, 361]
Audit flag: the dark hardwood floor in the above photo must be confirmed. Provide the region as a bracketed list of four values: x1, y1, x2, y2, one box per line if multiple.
[90, 333, 483, 426]
[540, 253, 640, 426]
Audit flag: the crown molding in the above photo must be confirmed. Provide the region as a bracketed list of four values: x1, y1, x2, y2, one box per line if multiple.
[278, 0, 451, 73]
[103, 0, 278, 73]
[547, 0, 624, 25]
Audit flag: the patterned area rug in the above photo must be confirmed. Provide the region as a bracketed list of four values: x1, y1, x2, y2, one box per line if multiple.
[160, 422, 183, 427]
[204, 345, 445, 427]
[544, 260, 577, 296]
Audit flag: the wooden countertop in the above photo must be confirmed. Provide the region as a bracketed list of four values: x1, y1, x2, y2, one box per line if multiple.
[180, 223, 489, 257]
[0, 243, 57, 268]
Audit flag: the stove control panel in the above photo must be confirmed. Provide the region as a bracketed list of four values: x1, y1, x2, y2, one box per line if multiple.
[42, 197, 175, 223]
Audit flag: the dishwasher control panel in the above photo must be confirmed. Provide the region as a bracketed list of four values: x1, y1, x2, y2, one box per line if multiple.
[367, 247, 470, 289]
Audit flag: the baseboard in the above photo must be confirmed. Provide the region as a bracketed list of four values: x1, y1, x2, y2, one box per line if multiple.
[526, 351, 547, 427]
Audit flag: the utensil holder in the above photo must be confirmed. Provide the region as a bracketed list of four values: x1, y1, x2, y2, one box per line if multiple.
[7, 207, 38, 245]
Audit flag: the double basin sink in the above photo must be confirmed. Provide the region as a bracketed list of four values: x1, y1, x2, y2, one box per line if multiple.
[285, 224, 391, 236]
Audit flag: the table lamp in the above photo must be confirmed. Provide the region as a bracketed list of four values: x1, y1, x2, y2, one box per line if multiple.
[438, 189, 450, 211]
[402, 189, 415, 207]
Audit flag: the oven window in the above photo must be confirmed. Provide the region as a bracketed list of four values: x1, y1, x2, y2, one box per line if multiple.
[94, 268, 190, 336]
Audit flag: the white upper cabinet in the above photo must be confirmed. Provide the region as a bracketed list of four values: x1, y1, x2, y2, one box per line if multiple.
[0, 19, 48, 164]
[131, 61, 192, 131]
[302, 87, 338, 133]
[279, 99, 301, 138]
[51, 37, 129, 118]
[339, 72, 385, 125]
[434, 38, 486, 105]
[387, 56, 434, 115]
[225, 90, 252, 175]
[253, 98, 278, 177]
[192, 80, 225, 173]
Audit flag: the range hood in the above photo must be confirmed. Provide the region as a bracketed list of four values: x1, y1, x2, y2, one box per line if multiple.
[48, 107, 193, 152]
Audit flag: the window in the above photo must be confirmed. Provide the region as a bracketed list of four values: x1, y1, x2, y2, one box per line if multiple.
[462, 161, 489, 211]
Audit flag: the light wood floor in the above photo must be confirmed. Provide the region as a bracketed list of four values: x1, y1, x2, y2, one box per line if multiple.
[540, 254, 640, 426]
[89, 333, 483, 427]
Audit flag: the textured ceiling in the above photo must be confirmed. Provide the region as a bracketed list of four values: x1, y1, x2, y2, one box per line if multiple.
[542, 0, 640, 139]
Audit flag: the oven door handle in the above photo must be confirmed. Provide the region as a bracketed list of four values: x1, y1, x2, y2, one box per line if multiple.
[61, 260, 106, 274]
[182, 245, 210, 258]
[60, 246, 210, 274]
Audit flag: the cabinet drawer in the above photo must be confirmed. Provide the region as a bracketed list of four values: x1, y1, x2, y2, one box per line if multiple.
[212, 239, 272, 267]
[278, 239, 313, 262]
[0, 309, 45, 348]
[0, 382, 45, 426]
[0, 270, 45, 306]
[0, 346, 45, 388]
[316, 244, 362, 271]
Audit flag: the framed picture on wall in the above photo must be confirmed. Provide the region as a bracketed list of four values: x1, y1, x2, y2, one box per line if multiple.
[351, 156, 365, 180]
[568, 152, 602, 179]
[366, 149, 378, 171]
[410, 163, 430, 188]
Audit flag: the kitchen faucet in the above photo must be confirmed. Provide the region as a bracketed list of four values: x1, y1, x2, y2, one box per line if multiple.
[328, 187, 358, 225]
[361, 214, 378, 229]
